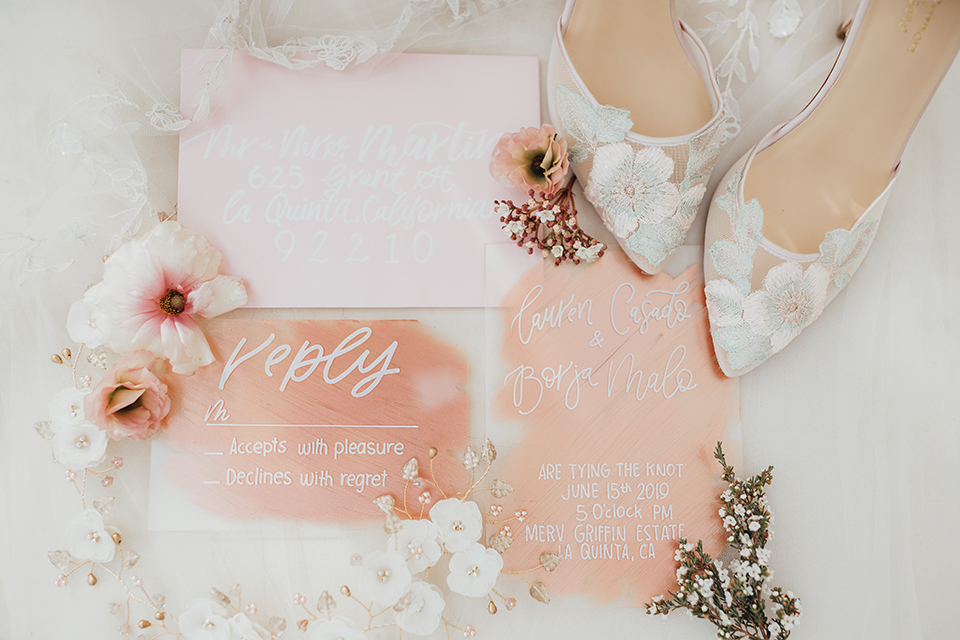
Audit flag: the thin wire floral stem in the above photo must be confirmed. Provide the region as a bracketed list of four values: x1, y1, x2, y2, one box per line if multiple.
[503, 572, 535, 587]
[430, 457, 447, 500]
[463, 461, 493, 498]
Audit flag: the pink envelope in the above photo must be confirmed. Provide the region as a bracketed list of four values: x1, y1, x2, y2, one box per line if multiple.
[178, 50, 541, 308]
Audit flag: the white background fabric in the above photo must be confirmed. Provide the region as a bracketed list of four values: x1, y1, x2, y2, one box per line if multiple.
[2, 0, 958, 638]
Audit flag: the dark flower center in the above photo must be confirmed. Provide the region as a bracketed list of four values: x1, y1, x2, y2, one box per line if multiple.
[159, 289, 187, 315]
[529, 153, 546, 179]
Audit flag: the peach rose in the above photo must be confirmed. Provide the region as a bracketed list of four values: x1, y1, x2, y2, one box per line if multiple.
[489, 124, 569, 195]
[85, 350, 171, 440]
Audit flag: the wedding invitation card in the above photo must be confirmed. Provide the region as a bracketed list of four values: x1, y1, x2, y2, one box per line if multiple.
[490, 252, 741, 604]
[178, 50, 541, 308]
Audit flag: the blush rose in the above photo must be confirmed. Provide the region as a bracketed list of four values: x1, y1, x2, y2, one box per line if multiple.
[489, 124, 569, 195]
[85, 350, 171, 440]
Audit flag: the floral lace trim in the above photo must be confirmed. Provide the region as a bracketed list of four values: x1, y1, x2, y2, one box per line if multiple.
[148, 0, 503, 132]
[705, 168, 879, 372]
[556, 85, 722, 270]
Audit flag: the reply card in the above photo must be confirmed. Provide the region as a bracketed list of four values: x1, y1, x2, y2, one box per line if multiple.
[493, 252, 740, 605]
[149, 319, 469, 526]
[178, 50, 541, 308]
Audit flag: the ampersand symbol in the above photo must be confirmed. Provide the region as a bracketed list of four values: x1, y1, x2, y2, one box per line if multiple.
[589, 331, 604, 348]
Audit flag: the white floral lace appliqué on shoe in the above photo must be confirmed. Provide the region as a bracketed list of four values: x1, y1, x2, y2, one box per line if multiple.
[705, 168, 880, 373]
[556, 85, 723, 271]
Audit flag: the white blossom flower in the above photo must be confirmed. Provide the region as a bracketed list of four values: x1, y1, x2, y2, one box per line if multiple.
[585, 143, 681, 237]
[495, 202, 511, 218]
[393, 519, 442, 573]
[52, 419, 108, 470]
[79, 221, 247, 374]
[756, 548, 772, 566]
[227, 613, 270, 640]
[49, 387, 90, 427]
[66, 299, 102, 346]
[503, 220, 523, 237]
[551, 245, 563, 258]
[179, 598, 231, 640]
[575, 243, 603, 264]
[66, 509, 118, 563]
[742, 262, 830, 354]
[446, 543, 503, 597]
[305, 617, 366, 640]
[360, 550, 412, 607]
[429, 498, 483, 552]
[537, 208, 556, 223]
[394, 580, 445, 635]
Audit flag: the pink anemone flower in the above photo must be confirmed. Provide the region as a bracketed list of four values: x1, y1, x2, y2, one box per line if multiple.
[69, 221, 247, 374]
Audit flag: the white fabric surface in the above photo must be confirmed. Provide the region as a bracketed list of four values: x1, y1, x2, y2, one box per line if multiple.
[2, 0, 959, 638]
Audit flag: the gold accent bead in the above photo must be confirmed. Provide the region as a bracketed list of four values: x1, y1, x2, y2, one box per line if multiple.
[154, 611, 165, 621]
[138, 620, 152, 629]
[62, 348, 72, 359]
[87, 573, 97, 586]
[111, 532, 122, 544]
[340, 585, 351, 597]
[487, 601, 497, 615]
[51, 354, 63, 365]
[428, 447, 438, 459]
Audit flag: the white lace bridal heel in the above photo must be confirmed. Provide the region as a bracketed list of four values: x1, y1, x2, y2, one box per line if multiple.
[547, 0, 726, 274]
[703, 0, 960, 377]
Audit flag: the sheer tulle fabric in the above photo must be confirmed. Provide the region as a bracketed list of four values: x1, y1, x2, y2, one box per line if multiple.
[2, 1, 959, 639]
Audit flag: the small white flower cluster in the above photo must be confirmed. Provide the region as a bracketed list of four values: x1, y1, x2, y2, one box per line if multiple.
[495, 187, 605, 267]
[646, 443, 801, 640]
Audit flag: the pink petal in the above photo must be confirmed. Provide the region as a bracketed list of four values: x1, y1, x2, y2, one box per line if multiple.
[106, 387, 146, 415]
[189, 276, 247, 318]
[160, 315, 215, 375]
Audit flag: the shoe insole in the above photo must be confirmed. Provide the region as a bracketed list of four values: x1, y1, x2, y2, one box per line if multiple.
[747, 0, 960, 255]
[563, 0, 713, 138]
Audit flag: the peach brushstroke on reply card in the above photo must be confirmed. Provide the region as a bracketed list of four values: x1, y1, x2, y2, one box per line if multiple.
[162, 319, 469, 521]
[495, 250, 739, 606]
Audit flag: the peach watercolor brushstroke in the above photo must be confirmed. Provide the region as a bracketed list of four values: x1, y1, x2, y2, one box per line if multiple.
[163, 319, 470, 521]
[495, 251, 740, 606]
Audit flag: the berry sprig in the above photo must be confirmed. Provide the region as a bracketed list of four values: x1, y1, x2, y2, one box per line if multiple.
[496, 176, 604, 266]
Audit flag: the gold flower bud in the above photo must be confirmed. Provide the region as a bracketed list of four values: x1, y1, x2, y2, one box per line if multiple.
[87, 573, 98, 586]
[340, 585, 351, 597]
